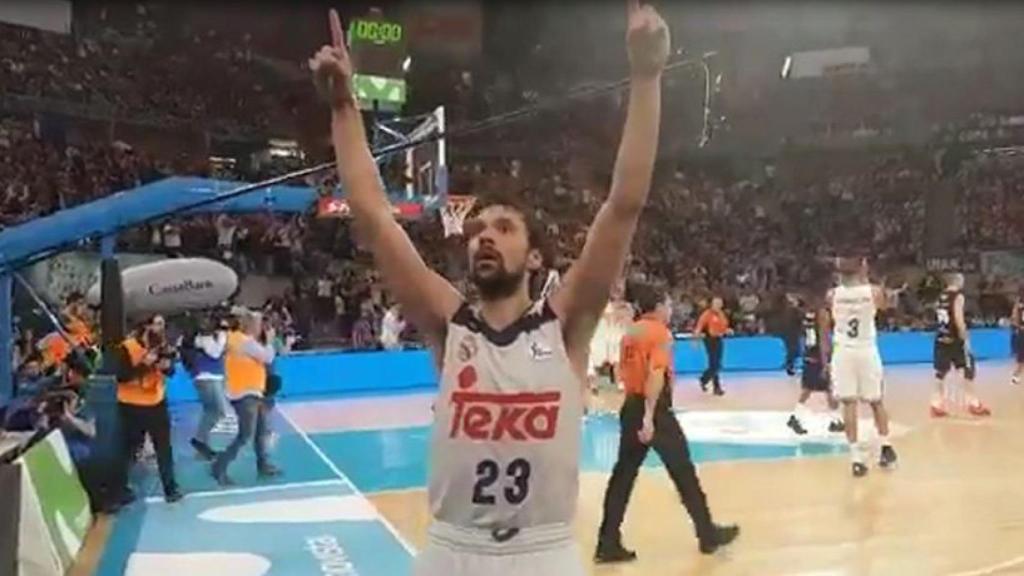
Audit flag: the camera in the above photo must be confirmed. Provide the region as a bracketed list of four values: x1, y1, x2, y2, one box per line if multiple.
[38, 387, 79, 420]
[145, 330, 178, 362]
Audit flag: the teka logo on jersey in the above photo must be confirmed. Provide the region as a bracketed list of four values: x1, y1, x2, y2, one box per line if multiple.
[449, 366, 560, 441]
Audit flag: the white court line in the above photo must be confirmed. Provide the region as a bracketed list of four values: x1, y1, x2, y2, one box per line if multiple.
[279, 408, 419, 555]
[143, 479, 345, 503]
[948, 556, 1024, 576]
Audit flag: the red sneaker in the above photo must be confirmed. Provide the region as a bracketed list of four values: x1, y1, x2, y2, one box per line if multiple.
[930, 404, 948, 418]
[968, 403, 991, 417]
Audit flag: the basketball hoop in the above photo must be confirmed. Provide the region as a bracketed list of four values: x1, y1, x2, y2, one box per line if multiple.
[441, 195, 477, 238]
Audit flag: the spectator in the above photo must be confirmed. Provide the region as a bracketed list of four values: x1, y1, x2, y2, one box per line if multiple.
[351, 308, 376, 351]
[380, 304, 406, 351]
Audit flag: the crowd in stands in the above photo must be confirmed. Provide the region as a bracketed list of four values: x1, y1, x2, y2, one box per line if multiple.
[4, 9, 1024, 356]
[4, 105, 1024, 355]
[0, 12, 296, 138]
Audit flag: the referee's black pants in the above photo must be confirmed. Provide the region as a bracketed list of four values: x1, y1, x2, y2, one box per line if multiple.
[598, 394, 715, 546]
[116, 401, 179, 498]
[700, 336, 724, 391]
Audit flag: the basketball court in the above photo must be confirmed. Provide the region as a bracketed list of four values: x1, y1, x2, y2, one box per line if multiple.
[69, 359, 1024, 576]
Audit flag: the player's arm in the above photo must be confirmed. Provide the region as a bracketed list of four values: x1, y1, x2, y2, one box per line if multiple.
[550, 0, 669, 350]
[817, 308, 832, 367]
[310, 10, 461, 347]
[872, 285, 887, 311]
[1012, 301, 1022, 329]
[953, 293, 969, 347]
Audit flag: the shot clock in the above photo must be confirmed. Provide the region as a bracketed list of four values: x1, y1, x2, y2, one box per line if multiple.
[348, 15, 408, 111]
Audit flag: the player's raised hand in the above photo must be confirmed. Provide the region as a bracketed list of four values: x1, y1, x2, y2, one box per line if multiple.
[626, 0, 670, 79]
[309, 9, 355, 109]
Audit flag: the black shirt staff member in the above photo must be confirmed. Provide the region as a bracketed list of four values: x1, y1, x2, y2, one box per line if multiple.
[595, 284, 738, 563]
[114, 315, 182, 503]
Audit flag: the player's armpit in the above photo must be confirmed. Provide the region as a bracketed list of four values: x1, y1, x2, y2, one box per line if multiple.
[329, 108, 461, 345]
[552, 77, 661, 350]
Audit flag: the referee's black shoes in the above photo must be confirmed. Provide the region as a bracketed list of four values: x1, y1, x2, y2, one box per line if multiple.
[596, 524, 740, 562]
[594, 541, 637, 564]
[699, 524, 740, 554]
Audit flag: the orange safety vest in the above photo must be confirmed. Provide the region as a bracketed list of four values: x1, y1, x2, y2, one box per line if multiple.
[224, 331, 266, 399]
[39, 318, 94, 369]
[67, 318, 94, 347]
[117, 338, 166, 406]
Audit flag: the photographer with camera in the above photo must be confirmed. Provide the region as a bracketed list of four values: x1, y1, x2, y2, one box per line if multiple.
[113, 315, 183, 504]
[183, 311, 229, 460]
[213, 310, 282, 485]
[1, 360, 124, 512]
[37, 387, 126, 512]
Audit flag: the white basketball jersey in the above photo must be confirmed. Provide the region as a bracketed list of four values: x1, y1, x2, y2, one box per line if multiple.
[831, 284, 878, 349]
[430, 300, 583, 531]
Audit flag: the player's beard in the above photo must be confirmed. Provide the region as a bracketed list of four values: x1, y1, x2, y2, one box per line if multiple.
[470, 262, 526, 301]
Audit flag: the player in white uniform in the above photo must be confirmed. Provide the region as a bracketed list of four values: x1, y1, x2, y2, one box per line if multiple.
[828, 257, 898, 478]
[588, 282, 632, 392]
[309, 3, 669, 574]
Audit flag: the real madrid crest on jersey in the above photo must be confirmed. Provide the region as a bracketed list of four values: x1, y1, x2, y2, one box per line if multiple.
[457, 333, 477, 363]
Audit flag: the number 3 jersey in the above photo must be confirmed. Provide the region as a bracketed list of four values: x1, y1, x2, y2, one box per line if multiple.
[831, 284, 878, 350]
[429, 299, 583, 531]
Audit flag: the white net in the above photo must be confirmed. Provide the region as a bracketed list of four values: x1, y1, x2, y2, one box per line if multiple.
[441, 195, 477, 238]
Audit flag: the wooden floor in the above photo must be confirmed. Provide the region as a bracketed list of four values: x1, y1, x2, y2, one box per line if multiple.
[371, 366, 1024, 576]
[72, 364, 1024, 575]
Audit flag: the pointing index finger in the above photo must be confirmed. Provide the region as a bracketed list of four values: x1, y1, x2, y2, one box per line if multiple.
[329, 8, 344, 48]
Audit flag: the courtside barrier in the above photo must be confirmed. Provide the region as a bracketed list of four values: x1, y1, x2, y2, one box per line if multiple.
[165, 328, 1012, 402]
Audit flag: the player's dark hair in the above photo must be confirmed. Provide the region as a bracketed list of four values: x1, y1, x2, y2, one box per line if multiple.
[629, 282, 665, 315]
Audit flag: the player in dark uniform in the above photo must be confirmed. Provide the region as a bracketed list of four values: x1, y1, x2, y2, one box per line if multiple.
[932, 273, 991, 417]
[1012, 288, 1024, 386]
[787, 291, 844, 435]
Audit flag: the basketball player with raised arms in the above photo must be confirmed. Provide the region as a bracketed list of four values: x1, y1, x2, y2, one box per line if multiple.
[828, 257, 897, 478]
[309, 3, 669, 574]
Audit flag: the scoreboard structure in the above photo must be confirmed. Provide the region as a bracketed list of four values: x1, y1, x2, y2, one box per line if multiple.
[347, 15, 408, 112]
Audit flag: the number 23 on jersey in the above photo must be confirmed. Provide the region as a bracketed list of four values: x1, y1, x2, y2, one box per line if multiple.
[473, 458, 532, 505]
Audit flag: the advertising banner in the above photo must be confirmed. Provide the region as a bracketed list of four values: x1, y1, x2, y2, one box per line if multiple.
[0, 461, 20, 576]
[23, 251, 162, 307]
[18, 431, 92, 576]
